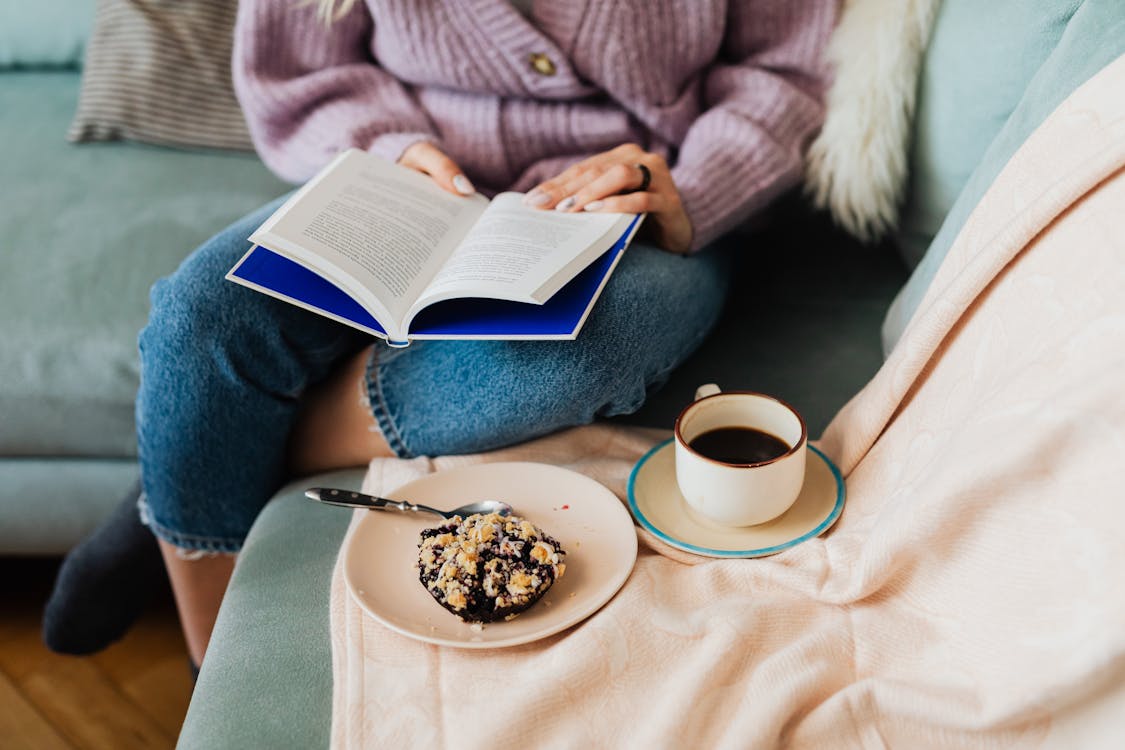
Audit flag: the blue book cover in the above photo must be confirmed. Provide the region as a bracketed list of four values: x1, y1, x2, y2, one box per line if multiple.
[228, 214, 641, 347]
[225, 149, 642, 347]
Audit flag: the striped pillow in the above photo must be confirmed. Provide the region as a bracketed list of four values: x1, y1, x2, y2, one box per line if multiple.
[68, 0, 253, 151]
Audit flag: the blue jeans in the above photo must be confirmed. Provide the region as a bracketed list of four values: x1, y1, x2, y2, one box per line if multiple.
[137, 195, 733, 552]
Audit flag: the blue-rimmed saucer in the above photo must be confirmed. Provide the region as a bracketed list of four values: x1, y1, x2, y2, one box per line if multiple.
[627, 439, 845, 558]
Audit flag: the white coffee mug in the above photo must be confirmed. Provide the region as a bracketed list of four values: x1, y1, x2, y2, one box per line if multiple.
[674, 384, 807, 526]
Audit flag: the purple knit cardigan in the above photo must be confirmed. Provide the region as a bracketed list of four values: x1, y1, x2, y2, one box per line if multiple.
[232, 0, 837, 252]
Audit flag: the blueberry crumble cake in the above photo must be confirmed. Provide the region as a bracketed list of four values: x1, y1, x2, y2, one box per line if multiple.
[418, 512, 566, 623]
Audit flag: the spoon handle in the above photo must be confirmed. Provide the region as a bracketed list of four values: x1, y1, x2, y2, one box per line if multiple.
[304, 487, 446, 518]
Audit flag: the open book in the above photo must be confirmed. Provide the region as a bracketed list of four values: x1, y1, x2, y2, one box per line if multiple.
[226, 149, 642, 346]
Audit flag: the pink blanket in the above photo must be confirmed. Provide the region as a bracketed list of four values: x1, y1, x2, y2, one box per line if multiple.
[329, 53, 1125, 748]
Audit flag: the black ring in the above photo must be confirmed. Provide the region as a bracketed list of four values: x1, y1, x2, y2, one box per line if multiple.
[626, 163, 651, 194]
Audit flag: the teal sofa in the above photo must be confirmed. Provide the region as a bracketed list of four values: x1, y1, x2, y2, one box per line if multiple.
[6, 0, 1124, 746]
[0, 70, 289, 554]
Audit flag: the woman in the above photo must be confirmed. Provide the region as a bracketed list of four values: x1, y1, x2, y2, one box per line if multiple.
[49, 0, 836, 668]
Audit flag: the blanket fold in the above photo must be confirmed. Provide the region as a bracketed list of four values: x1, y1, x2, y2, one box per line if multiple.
[330, 53, 1125, 749]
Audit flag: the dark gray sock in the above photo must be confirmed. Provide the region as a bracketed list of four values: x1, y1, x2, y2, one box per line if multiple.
[42, 481, 167, 654]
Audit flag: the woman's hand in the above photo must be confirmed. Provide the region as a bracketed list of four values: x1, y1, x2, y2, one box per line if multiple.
[398, 141, 476, 197]
[524, 144, 693, 254]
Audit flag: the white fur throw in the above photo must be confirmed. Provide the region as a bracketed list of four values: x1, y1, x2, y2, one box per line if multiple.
[805, 0, 942, 242]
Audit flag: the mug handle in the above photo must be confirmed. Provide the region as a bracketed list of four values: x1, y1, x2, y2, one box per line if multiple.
[694, 383, 721, 400]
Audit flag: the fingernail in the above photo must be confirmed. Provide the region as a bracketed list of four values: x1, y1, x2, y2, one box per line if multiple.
[523, 189, 549, 207]
[555, 196, 576, 212]
[453, 175, 475, 195]
[583, 200, 605, 212]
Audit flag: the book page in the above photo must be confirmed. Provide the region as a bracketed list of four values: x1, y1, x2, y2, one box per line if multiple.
[251, 150, 488, 328]
[413, 193, 630, 309]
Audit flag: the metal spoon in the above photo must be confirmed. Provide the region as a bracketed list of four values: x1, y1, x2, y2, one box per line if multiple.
[305, 487, 512, 520]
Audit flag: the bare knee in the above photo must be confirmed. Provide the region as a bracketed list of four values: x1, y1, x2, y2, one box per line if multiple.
[287, 344, 393, 476]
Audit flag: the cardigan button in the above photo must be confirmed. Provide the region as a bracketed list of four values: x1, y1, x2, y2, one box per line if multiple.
[528, 52, 557, 76]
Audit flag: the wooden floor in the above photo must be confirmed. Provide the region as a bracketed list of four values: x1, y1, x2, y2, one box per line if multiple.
[0, 558, 194, 749]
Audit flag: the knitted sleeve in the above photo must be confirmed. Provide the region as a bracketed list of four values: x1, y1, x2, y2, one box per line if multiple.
[670, 0, 838, 252]
[232, 0, 438, 183]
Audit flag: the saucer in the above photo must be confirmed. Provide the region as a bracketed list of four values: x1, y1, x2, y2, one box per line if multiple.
[627, 439, 845, 558]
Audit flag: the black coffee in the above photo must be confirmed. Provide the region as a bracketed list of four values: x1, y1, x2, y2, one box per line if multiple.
[688, 426, 790, 464]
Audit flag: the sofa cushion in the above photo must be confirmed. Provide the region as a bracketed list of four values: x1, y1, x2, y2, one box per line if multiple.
[68, 0, 253, 151]
[895, 0, 1079, 267]
[0, 459, 137, 554]
[884, 0, 1125, 352]
[0, 0, 96, 69]
[0, 71, 288, 457]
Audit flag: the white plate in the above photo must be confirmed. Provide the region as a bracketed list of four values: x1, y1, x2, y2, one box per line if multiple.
[627, 439, 845, 558]
[342, 461, 638, 649]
